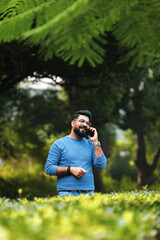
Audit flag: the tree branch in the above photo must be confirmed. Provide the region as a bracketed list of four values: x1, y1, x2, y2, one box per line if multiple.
[31, 73, 99, 88]
[0, 43, 32, 55]
[0, 43, 15, 55]
[134, 132, 147, 168]
[64, 82, 99, 88]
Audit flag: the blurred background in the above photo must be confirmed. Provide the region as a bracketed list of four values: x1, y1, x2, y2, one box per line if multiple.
[0, 1, 160, 198]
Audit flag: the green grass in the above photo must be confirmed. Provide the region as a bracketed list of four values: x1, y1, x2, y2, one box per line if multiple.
[0, 191, 160, 240]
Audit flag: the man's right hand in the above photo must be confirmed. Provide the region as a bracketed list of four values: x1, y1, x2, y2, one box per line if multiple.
[70, 167, 87, 178]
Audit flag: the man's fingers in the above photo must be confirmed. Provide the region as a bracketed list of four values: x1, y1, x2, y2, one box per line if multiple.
[81, 168, 87, 174]
[71, 167, 87, 177]
[77, 169, 87, 178]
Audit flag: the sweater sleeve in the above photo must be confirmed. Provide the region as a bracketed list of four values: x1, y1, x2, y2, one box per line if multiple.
[45, 142, 61, 176]
[91, 142, 107, 169]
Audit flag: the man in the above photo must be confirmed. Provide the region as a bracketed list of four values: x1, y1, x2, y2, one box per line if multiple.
[45, 110, 107, 197]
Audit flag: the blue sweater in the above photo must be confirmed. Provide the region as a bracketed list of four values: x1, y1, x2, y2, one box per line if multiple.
[45, 136, 107, 191]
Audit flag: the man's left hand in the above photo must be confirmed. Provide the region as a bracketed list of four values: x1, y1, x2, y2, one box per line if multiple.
[88, 127, 99, 145]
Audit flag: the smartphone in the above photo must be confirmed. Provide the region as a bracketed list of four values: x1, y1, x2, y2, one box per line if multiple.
[86, 129, 94, 137]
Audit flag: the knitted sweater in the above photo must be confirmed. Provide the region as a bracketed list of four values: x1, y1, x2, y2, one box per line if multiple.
[45, 136, 107, 191]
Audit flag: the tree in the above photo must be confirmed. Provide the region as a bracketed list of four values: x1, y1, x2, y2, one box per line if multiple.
[114, 67, 160, 187]
[1, 0, 160, 67]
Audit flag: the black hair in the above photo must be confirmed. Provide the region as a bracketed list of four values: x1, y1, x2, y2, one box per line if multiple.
[71, 110, 92, 121]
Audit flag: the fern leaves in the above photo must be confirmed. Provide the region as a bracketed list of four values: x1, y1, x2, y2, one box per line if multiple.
[1, 0, 160, 67]
[0, 0, 106, 66]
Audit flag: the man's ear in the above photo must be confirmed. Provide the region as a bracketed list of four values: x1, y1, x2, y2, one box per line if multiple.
[71, 120, 75, 127]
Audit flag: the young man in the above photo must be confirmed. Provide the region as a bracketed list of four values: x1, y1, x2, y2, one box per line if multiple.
[45, 110, 107, 197]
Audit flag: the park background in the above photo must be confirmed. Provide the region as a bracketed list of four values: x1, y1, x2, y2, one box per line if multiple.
[0, 0, 160, 199]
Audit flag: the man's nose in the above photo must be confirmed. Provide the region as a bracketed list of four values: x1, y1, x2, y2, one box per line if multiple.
[83, 122, 89, 128]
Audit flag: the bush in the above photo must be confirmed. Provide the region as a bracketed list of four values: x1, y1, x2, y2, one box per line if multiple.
[0, 161, 57, 198]
[0, 191, 160, 240]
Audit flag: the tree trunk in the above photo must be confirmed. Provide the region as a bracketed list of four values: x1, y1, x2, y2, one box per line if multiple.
[65, 79, 106, 193]
[135, 132, 160, 188]
[66, 84, 82, 113]
[93, 166, 106, 193]
[137, 167, 153, 187]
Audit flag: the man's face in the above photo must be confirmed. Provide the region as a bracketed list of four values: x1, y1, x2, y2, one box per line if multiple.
[72, 115, 91, 138]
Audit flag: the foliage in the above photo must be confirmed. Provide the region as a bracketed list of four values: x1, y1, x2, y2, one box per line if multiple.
[1, 1, 160, 67]
[106, 129, 137, 182]
[112, 66, 160, 186]
[80, 76, 123, 126]
[0, 192, 160, 240]
[0, 87, 69, 161]
[0, 160, 57, 198]
[114, 67, 160, 135]
[119, 176, 137, 191]
[98, 123, 117, 159]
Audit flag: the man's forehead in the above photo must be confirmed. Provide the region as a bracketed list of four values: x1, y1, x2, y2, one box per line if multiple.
[77, 115, 90, 121]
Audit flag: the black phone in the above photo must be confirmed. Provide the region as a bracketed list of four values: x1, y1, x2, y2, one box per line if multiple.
[86, 129, 94, 137]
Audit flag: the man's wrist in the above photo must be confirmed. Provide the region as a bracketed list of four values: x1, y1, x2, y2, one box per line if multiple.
[92, 139, 98, 145]
[93, 141, 101, 147]
[67, 166, 71, 175]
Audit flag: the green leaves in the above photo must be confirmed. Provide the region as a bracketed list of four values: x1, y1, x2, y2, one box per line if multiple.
[0, 0, 107, 66]
[22, 0, 107, 66]
[1, 0, 160, 67]
[0, 192, 160, 239]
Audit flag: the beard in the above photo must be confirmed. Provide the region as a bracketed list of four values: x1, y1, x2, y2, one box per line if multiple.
[74, 126, 87, 138]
